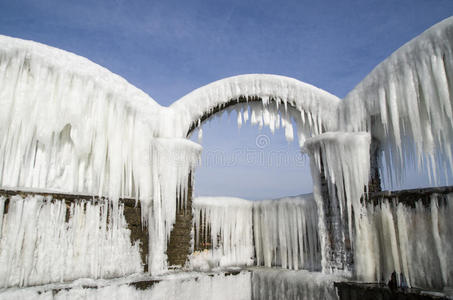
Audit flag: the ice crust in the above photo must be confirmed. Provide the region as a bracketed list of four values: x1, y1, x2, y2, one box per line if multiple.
[0, 269, 344, 300]
[251, 268, 345, 300]
[341, 16, 453, 187]
[0, 272, 252, 300]
[355, 194, 453, 289]
[306, 132, 371, 272]
[0, 195, 142, 287]
[169, 74, 341, 141]
[191, 195, 321, 271]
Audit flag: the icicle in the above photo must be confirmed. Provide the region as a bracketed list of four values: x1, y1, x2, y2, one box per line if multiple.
[237, 109, 243, 129]
[197, 127, 203, 143]
[243, 108, 249, 123]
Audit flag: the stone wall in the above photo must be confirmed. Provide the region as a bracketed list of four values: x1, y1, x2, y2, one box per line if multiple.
[167, 175, 194, 267]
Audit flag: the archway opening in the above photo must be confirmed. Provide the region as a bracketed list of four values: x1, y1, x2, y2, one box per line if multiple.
[191, 108, 313, 200]
[187, 101, 322, 272]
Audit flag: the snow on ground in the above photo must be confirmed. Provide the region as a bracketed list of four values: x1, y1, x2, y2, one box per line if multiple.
[0, 271, 252, 300]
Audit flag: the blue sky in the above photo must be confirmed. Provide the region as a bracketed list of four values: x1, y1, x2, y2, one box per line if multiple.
[0, 1, 452, 199]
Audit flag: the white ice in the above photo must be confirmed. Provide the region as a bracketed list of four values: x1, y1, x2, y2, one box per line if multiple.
[0, 271, 251, 300]
[0, 195, 142, 287]
[190, 194, 321, 271]
[354, 193, 453, 289]
[251, 268, 345, 300]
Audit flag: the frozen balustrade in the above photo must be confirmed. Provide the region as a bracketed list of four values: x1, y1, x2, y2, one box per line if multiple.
[191, 194, 321, 271]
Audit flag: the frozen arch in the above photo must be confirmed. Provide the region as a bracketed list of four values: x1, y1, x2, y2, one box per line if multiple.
[166, 74, 341, 146]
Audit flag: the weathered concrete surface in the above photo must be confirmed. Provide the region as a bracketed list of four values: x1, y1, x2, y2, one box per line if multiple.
[335, 282, 450, 300]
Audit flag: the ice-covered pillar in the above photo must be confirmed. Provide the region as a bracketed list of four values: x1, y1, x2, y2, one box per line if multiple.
[309, 152, 352, 272]
[306, 132, 371, 273]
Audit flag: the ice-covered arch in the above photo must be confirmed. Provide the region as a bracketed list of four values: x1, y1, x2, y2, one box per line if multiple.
[166, 74, 341, 145]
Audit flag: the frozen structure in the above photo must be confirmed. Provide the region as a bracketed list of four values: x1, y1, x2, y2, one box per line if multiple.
[191, 195, 320, 271]
[0, 34, 201, 279]
[191, 197, 255, 269]
[353, 192, 453, 290]
[0, 195, 142, 287]
[0, 15, 452, 294]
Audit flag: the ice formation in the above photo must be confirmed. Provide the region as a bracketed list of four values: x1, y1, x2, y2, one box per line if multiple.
[0, 272, 252, 300]
[146, 139, 201, 273]
[0, 34, 202, 274]
[0, 195, 142, 287]
[191, 195, 321, 271]
[355, 194, 453, 289]
[0, 15, 453, 290]
[169, 74, 341, 140]
[192, 197, 254, 269]
[305, 132, 371, 272]
[0, 34, 344, 275]
[253, 196, 321, 271]
[251, 268, 345, 300]
[341, 16, 453, 187]
[0, 35, 161, 198]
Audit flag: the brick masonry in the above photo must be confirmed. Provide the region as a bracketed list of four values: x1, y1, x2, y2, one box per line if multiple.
[166, 175, 194, 267]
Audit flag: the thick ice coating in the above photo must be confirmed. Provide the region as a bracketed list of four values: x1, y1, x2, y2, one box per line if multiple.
[341, 16, 453, 186]
[0, 195, 142, 287]
[251, 269, 345, 300]
[0, 272, 252, 300]
[168, 74, 341, 140]
[306, 132, 371, 272]
[191, 195, 321, 271]
[354, 194, 453, 289]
